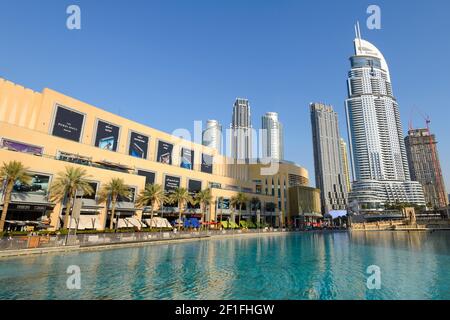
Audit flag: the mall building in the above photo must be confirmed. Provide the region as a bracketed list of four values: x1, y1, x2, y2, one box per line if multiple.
[0, 78, 310, 231]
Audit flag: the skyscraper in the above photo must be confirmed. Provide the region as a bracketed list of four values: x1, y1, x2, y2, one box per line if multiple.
[261, 112, 284, 161]
[202, 120, 222, 153]
[405, 128, 448, 208]
[345, 27, 425, 210]
[230, 98, 252, 160]
[340, 138, 352, 193]
[310, 103, 348, 214]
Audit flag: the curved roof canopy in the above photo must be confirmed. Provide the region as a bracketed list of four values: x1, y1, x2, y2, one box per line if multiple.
[353, 38, 391, 81]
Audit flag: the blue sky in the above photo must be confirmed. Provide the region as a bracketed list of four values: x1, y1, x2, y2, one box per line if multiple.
[0, 0, 449, 190]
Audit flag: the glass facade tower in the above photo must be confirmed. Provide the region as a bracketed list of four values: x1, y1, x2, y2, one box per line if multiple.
[345, 33, 425, 211]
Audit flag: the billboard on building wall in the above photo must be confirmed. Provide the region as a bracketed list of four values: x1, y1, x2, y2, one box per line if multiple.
[157, 141, 173, 165]
[188, 179, 202, 195]
[180, 148, 194, 170]
[201, 153, 213, 174]
[188, 179, 202, 209]
[95, 120, 120, 151]
[52, 105, 85, 142]
[82, 182, 98, 200]
[13, 174, 50, 196]
[118, 187, 135, 203]
[164, 175, 180, 193]
[129, 132, 149, 159]
[137, 170, 155, 186]
[1, 139, 43, 156]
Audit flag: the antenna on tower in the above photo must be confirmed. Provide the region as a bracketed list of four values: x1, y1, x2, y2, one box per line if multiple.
[354, 21, 363, 51]
[356, 21, 362, 39]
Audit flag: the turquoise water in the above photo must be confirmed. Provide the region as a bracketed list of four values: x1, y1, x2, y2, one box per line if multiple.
[1, 231, 450, 300]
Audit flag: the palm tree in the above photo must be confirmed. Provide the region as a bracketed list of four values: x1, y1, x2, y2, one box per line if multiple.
[250, 197, 261, 221]
[98, 178, 131, 230]
[195, 188, 213, 227]
[235, 192, 249, 226]
[135, 184, 167, 227]
[169, 187, 193, 229]
[49, 166, 94, 230]
[0, 161, 32, 232]
[217, 196, 224, 224]
[230, 195, 239, 226]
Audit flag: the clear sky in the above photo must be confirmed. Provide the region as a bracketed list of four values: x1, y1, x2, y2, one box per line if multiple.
[0, 0, 449, 190]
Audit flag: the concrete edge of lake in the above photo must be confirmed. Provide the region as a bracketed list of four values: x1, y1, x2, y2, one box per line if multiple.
[2, 228, 447, 260]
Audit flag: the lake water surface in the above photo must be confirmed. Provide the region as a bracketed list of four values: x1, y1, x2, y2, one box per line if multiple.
[0, 231, 449, 300]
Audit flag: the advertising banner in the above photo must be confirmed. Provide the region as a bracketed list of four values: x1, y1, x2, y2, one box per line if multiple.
[137, 170, 156, 186]
[82, 182, 98, 200]
[188, 179, 202, 195]
[164, 175, 180, 193]
[201, 153, 213, 174]
[129, 132, 149, 159]
[188, 179, 202, 209]
[95, 120, 120, 151]
[52, 105, 84, 142]
[118, 187, 135, 203]
[1, 139, 43, 156]
[13, 174, 50, 196]
[180, 148, 194, 170]
[157, 141, 173, 165]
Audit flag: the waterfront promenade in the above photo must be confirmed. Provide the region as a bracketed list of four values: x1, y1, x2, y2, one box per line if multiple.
[0, 228, 297, 258]
[2, 219, 449, 258]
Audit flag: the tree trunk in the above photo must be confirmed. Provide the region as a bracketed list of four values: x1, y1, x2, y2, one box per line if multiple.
[63, 191, 75, 230]
[109, 197, 117, 230]
[201, 203, 204, 224]
[150, 201, 154, 229]
[0, 180, 14, 232]
[178, 202, 182, 229]
[239, 204, 242, 226]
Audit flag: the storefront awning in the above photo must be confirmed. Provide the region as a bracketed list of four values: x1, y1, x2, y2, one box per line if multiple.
[69, 216, 101, 230]
[114, 218, 141, 229]
[125, 217, 144, 229]
[6, 220, 51, 229]
[144, 217, 173, 229]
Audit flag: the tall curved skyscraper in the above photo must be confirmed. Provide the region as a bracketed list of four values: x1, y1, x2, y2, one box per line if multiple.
[345, 28, 425, 211]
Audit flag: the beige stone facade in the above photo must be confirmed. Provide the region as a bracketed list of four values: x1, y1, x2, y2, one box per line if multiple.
[0, 78, 309, 230]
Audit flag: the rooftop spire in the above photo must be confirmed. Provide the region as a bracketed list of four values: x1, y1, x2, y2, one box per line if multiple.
[355, 21, 362, 39]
